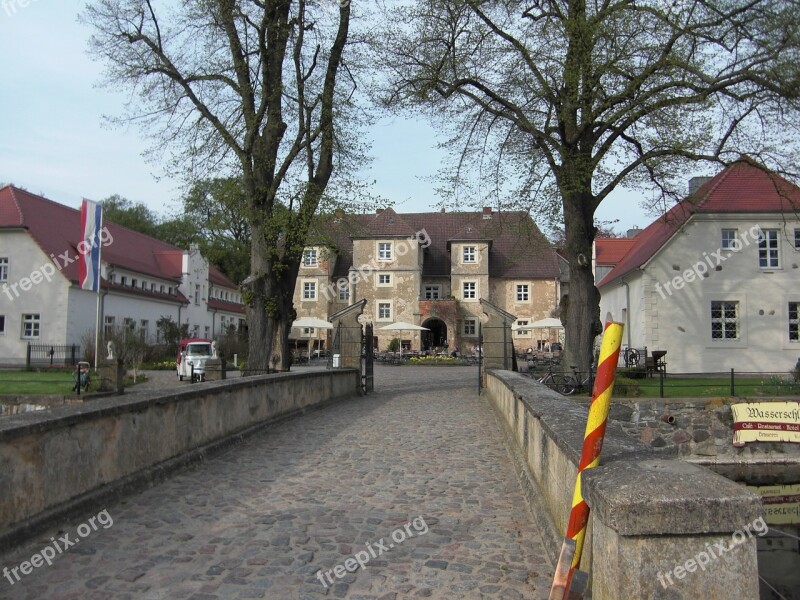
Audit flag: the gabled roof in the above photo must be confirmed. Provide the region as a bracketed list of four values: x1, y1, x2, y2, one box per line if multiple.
[595, 238, 637, 265]
[315, 208, 559, 280]
[597, 159, 800, 287]
[0, 185, 237, 293]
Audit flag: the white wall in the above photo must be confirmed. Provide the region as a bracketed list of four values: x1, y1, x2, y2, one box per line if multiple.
[178, 248, 214, 337]
[0, 232, 72, 363]
[601, 215, 800, 373]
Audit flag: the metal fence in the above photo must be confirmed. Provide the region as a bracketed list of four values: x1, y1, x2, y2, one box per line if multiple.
[26, 343, 81, 368]
[525, 364, 800, 398]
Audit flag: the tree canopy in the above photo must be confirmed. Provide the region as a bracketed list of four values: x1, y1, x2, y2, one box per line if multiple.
[84, 0, 358, 370]
[377, 0, 800, 370]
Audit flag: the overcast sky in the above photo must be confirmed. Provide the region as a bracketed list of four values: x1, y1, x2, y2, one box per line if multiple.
[0, 0, 657, 234]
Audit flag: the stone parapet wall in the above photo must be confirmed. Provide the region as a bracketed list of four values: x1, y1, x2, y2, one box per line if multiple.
[0, 369, 360, 550]
[485, 370, 763, 600]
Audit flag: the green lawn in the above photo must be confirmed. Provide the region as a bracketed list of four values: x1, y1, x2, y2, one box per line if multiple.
[623, 376, 800, 398]
[0, 370, 83, 395]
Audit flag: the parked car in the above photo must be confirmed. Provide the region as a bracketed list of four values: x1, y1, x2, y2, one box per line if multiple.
[176, 338, 214, 382]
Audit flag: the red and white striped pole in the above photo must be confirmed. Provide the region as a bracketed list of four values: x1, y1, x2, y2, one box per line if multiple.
[550, 321, 624, 599]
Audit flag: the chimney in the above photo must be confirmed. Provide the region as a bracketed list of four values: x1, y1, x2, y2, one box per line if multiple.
[688, 176, 712, 196]
[482, 207, 492, 219]
[626, 228, 642, 238]
[440, 207, 445, 213]
[376, 208, 385, 214]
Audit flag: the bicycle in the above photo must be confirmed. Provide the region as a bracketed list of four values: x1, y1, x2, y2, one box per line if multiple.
[561, 363, 596, 396]
[534, 365, 571, 394]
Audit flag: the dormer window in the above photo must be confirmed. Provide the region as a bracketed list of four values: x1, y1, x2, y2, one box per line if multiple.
[303, 249, 318, 267]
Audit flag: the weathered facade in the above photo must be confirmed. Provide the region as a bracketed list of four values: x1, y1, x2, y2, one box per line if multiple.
[295, 208, 561, 354]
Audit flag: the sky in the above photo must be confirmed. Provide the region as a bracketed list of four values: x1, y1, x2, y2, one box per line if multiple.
[0, 0, 657, 236]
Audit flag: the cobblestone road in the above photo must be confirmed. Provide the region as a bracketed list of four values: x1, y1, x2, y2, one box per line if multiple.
[1, 366, 553, 599]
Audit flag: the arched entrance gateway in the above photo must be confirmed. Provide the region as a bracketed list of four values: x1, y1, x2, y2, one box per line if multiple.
[421, 318, 448, 351]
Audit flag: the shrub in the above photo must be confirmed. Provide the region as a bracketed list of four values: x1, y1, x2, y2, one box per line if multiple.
[387, 338, 401, 352]
[614, 376, 641, 397]
[618, 367, 647, 379]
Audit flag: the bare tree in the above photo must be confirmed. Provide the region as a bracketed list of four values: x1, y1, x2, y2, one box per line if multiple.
[83, 0, 357, 370]
[377, 0, 800, 371]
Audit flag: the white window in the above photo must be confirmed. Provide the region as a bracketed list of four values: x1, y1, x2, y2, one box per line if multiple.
[758, 229, 780, 268]
[378, 273, 392, 286]
[22, 314, 40, 339]
[141, 280, 146, 289]
[378, 242, 393, 261]
[338, 279, 349, 301]
[463, 319, 476, 336]
[795, 228, 800, 250]
[204, 326, 210, 338]
[463, 246, 476, 263]
[150, 283, 156, 291]
[303, 249, 317, 267]
[120, 276, 127, 286]
[0, 257, 7, 282]
[303, 327, 316, 336]
[303, 281, 317, 300]
[424, 285, 440, 300]
[220, 316, 227, 333]
[516, 320, 530, 335]
[462, 281, 477, 300]
[721, 229, 738, 250]
[160, 284, 165, 293]
[516, 284, 529, 302]
[377, 302, 392, 320]
[195, 284, 201, 305]
[124, 317, 135, 331]
[140, 320, 148, 340]
[131, 278, 138, 288]
[0, 315, 5, 335]
[790, 302, 799, 342]
[168, 287, 173, 295]
[711, 301, 739, 340]
[104, 316, 115, 336]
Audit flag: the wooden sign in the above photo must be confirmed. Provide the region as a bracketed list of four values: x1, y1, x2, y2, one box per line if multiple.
[731, 402, 800, 446]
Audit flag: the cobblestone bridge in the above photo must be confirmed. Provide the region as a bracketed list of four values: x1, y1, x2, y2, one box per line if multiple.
[1, 366, 553, 599]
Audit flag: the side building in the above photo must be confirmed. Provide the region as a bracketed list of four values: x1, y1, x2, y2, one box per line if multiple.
[294, 207, 561, 354]
[597, 159, 800, 373]
[0, 186, 244, 365]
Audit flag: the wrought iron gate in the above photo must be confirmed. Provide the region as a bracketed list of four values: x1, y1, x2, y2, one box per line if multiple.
[362, 323, 374, 393]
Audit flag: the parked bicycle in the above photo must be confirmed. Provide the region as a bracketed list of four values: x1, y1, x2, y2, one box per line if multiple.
[561, 363, 596, 396]
[534, 365, 571, 394]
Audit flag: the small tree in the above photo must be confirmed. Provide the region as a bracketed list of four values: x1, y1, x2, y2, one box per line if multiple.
[388, 338, 401, 353]
[157, 316, 189, 349]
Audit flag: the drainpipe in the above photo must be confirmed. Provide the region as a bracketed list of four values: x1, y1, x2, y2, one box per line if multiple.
[622, 279, 632, 351]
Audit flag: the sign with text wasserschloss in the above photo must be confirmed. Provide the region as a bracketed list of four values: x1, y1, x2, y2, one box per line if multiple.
[731, 402, 800, 446]
[748, 483, 800, 525]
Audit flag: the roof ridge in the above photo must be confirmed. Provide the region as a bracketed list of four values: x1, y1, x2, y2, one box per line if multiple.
[6, 186, 24, 226]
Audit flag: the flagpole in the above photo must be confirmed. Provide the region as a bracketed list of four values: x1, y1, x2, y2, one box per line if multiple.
[94, 207, 103, 371]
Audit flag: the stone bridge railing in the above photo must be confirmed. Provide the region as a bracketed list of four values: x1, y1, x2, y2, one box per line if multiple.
[0, 369, 360, 551]
[485, 370, 763, 600]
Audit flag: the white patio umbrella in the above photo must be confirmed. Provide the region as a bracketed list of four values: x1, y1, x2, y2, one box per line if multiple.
[292, 317, 334, 359]
[379, 321, 429, 353]
[517, 317, 564, 351]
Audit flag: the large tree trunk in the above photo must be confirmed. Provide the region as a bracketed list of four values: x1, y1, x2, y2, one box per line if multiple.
[561, 191, 603, 375]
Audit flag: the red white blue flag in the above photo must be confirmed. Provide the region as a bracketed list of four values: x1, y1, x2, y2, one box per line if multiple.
[79, 199, 103, 292]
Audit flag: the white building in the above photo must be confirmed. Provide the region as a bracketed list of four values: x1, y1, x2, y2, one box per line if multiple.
[598, 159, 800, 373]
[0, 186, 245, 365]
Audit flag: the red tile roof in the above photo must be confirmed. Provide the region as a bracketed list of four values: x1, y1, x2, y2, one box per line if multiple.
[0, 185, 238, 293]
[207, 298, 246, 314]
[595, 238, 637, 265]
[317, 208, 559, 280]
[597, 160, 800, 287]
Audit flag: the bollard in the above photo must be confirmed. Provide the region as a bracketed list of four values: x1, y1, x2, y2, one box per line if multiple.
[550, 321, 624, 599]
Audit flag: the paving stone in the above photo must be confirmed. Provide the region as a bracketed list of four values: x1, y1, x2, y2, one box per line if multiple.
[0, 366, 553, 599]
